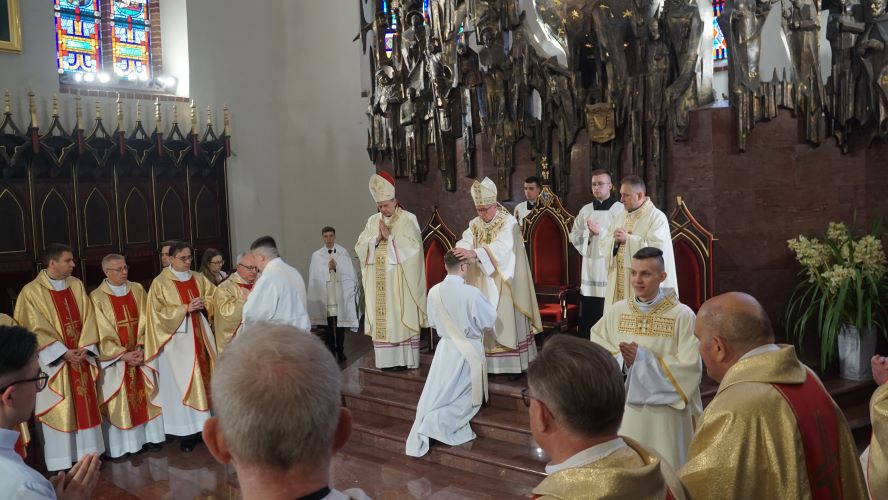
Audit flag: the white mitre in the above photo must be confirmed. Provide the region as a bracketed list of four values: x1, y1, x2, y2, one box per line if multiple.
[369, 173, 395, 203]
[471, 177, 497, 206]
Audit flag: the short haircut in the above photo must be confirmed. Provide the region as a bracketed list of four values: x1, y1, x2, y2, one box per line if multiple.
[444, 249, 464, 272]
[321, 226, 335, 235]
[159, 240, 178, 251]
[590, 169, 612, 181]
[236, 252, 251, 264]
[528, 335, 625, 437]
[168, 240, 193, 258]
[101, 253, 126, 270]
[632, 247, 665, 273]
[621, 175, 646, 193]
[0, 325, 38, 379]
[524, 176, 541, 188]
[250, 235, 280, 258]
[211, 323, 341, 469]
[44, 243, 74, 266]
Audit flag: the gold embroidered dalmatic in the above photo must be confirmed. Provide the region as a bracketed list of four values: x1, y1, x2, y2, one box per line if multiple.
[532, 438, 687, 500]
[598, 198, 678, 310]
[355, 207, 427, 344]
[590, 290, 701, 467]
[680, 346, 867, 500]
[90, 281, 162, 430]
[143, 268, 216, 411]
[13, 273, 101, 433]
[866, 383, 888, 497]
[213, 272, 253, 353]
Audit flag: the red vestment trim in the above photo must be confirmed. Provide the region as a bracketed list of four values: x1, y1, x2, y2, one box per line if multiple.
[172, 279, 212, 404]
[47, 288, 102, 430]
[107, 293, 150, 427]
[237, 282, 254, 291]
[773, 372, 843, 500]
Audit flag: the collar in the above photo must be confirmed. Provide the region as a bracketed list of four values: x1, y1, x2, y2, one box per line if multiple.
[627, 197, 652, 214]
[592, 195, 618, 210]
[545, 437, 627, 474]
[443, 275, 465, 284]
[106, 281, 129, 297]
[717, 345, 808, 396]
[738, 343, 781, 361]
[0, 428, 19, 450]
[44, 271, 68, 291]
[169, 267, 191, 281]
[295, 486, 331, 500]
[633, 288, 669, 314]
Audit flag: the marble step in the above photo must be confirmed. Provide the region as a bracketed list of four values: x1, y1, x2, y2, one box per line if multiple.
[342, 382, 536, 447]
[334, 440, 536, 498]
[348, 408, 548, 488]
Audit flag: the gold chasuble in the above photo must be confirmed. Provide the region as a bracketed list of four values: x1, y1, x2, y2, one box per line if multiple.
[356, 207, 427, 345]
[867, 383, 888, 497]
[0, 314, 30, 458]
[90, 281, 161, 430]
[144, 269, 216, 411]
[680, 346, 866, 500]
[13, 273, 101, 433]
[532, 438, 686, 500]
[213, 273, 253, 353]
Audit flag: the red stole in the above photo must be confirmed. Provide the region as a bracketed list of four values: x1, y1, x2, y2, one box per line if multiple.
[172, 278, 212, 402]
[47, 288, 102, 430]
[107, 292, 150, 427]
[773, 372, 843, 500]
[237, 282, 254, 291]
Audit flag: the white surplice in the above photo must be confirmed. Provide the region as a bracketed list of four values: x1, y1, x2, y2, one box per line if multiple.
[406, 275, 497, 457]
[570, 200, 624, 298]
[242, 257, 311, 332]
[599, 198, 678, 310]
[307, 244, 360, 330]
[590, 288, 701, 468]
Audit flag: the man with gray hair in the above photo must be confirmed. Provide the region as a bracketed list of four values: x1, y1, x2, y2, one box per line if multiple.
[203, 323, 369, 500]
[213, 251, 258, 353]
[526, 335, 686, 499]
[243, 236, 310, 332]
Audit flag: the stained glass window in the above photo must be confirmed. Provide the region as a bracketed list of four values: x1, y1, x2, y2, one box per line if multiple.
[111, 0, 151, 80]
[54, 0, 103, 74]
[712, 0, 728, 67]
[381, 0, 397, 58]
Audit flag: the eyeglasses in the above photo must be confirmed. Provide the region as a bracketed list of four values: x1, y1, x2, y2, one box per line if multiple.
[175, 255, 194, 262]
[210, 260, 224, 266]
[107, 265, 129, 272]
[520, 387, 537, 408]
[0, 370, 49, 393]
[237, 264, 258, 272]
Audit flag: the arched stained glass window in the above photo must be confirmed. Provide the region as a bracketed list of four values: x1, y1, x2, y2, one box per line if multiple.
[713, 0, 728, 67]
[54, 0, 103, 75]
[111, 0, 151, 81]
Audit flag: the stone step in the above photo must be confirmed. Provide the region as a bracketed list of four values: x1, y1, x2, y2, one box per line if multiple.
[342, 382, 536, 447]
[348, 408, 548, 488]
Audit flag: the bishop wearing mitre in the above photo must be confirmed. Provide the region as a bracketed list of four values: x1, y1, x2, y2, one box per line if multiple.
[452, 177, 542, 377]
[13, 243, 105, 470]
[90, 254, 164, 458]
[355, 172, 427, 371]
[144, 241, 217, 452]
[213, 252, 258, 354]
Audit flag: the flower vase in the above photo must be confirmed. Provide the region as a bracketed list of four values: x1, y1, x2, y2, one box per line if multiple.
[837, 324, 877, 381]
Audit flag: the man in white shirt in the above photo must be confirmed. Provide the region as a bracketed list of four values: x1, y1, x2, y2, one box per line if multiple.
[512, 176, 542, 225]
[527, 334, 686, 499]
[0, 324, 100, 500]
[203, 324, 369, 500]
[243, 236, 311, 332]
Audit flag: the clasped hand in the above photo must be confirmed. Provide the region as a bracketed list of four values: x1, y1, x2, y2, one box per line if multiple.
[377, 220, 391, 242]
[619, 342, 639, 368]
[187, 297, 205, 312]
[614, 228, 630, 243]
[63, 349, 86, 364]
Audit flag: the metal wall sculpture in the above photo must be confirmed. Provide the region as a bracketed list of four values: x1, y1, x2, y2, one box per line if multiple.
[0, 91, 232, 315]
[358, 0, 712, 201]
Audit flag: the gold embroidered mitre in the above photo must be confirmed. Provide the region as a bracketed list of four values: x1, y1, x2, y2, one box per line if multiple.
[471, 177, 497, 206]
[369, 173, 395, 202]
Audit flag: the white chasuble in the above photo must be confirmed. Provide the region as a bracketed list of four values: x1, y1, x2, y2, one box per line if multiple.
[355, 207, 427, 369]
[406, 276, 496, 457]
[456, 207, 542, 374]
[307, 244, 360, 329]
[599, 198, 678, 310]
[590, 288, 701, 467]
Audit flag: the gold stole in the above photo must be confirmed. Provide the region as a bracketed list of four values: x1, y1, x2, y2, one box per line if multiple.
[613, 200, 652, 304]
[172, 278, 214, 411]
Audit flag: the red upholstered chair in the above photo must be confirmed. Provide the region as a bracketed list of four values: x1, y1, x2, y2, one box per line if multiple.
[669, 196, 716, 312]
[522, 184, 580, 335]
[422, 206, 457, 351]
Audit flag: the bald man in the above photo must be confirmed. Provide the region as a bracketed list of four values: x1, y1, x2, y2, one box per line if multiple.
[680, 292, 866, 499]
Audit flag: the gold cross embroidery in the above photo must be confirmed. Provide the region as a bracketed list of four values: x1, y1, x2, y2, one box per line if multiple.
[115, 303, 140, 349]
[60, 298, 80, 347]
